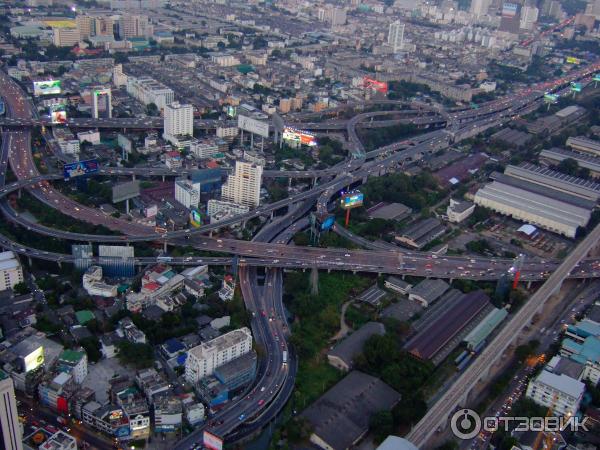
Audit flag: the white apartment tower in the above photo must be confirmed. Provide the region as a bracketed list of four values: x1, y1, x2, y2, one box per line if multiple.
[0, 251, 23, 292]
[470, 0, 491, 17]
[175, 178, 201, 209]
[164, 102, 193, 145]
[0, 370, 23, 450]
[185, 328, 252, 383]
[92, 88, 112, 119]
[387, 21, 405, 53]
[221, 160, 263, 208]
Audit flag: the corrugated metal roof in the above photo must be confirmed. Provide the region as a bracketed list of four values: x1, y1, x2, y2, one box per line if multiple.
[464, 307, 508, 349]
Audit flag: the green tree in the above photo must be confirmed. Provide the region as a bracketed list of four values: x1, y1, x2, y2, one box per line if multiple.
[369, 410, 394, 443]
[557, 157, 579, 176]
[13, 281, 30, 295]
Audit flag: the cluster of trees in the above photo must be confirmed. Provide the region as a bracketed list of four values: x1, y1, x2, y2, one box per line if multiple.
[466, 238, 494, 255]
[387, 80, 434, 100]
[358, 123, 419, 151]
[556, 157, 592, 179]
[356, 332, 433, 431]
[117, 341, 155, 369]
[362, 172, 444, 211]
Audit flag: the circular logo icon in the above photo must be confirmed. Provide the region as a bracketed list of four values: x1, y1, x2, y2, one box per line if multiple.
[450, 408, 481, 440]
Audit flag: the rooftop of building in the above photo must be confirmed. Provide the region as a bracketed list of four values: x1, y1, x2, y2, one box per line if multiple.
[188, 327, 251, 359]
[534, 369, 585, 399]
[328, 322, 385, 367]
[409, 278, 449, 303]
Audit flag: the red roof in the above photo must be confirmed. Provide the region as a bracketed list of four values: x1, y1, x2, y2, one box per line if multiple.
[206, 160, 219, 169]
[143, 282, 161, 292]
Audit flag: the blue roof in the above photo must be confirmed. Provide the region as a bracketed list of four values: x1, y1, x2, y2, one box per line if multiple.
[578, 336, 600, 363]
[567, 319, 600, 339]
[164, 338, 185, 354]
[176, 353, 187, 366]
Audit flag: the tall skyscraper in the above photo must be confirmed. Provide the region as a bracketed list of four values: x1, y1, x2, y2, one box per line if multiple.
[0, 370, 23, 450]
[221, 160, 263, 208]
[470, 0, 491, 18]
[163, 102, 193, 145]
[520, 5, 539, 30]
[119, 14, 152, 39]
[387, 21, 405, 53]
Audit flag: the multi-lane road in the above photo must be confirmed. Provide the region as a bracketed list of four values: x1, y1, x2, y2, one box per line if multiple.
[1, 59, 600, 449]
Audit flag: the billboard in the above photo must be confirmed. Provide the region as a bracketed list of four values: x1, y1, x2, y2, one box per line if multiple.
[363, 77, 388, 94]
[50, 103, 67, 124]
[112, 180, 140, 203]
[23, 345, 44, 373]
[282, 127, 317, 146]
[340, 190, 364, 209]
[566, 56, 581, 65]
[226, 105, 237, 118]
[238, 115, 269, 138]
[203, 431, 223, 450]
[63, 159, 99, 179]
[319, 215, 335, 231]
[570, 82, 583, 92]
[33, 79, 61, 96]
[190, 208, 202, 227]
[593, 73, 600, 82]
[543, 93, 558, 103]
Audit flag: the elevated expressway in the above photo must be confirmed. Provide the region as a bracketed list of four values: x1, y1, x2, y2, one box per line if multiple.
[406, 222, 600, 448]
[1, 61, 600, 448]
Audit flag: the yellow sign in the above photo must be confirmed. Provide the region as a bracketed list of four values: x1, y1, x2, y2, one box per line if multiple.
[566, 56, 581, 65]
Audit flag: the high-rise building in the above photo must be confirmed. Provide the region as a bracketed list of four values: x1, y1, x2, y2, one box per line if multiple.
[387, 21, 405, 53]
[520, 6, 539, 30]
[0, 370, 23, 450]
[174, 178, 200, 209]
[470, 0, 491, 17]
[52, 27, 80, 47]
[185, 328, 253, 383]
[0, 251, 23, 292]
[330, 7, 347, 27]
[76, 15, 92, 40]
[163, 102, 193, 145]
[119, 14, 152, 39]
[92, 88, 112, 119]
[221, 160, 263, 208]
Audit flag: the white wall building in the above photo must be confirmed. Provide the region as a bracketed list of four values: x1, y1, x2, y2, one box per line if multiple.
[190, 140, 220, 159]
[175, 178, 200, 209]
[0, 251, 24, 292]
[126, 76, 175, 110]
[525, 370, 585, 418]
[185, 327, 252, 383]
[164, 102, 193, 145]
[207, 199, 250, 218]
[470, 0, 491, 17]
[387, 21, 405, 53]
[446, 199, 475, 223]
[77, 130, 101, 145]
[82, 266, 117, 298]
[221, 160, 263, 208]
[0, 370, 23, 450]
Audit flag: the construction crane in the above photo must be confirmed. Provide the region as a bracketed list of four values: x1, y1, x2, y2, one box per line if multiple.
[532, 393, 559, 450]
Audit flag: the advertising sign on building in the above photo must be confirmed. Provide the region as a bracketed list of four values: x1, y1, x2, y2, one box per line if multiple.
[282, 127, 317, 146]
[340, 190, 364, 209]
[50, 103, 67, 124]
[112, 180, 141, 203]
[203, 431, 224, 450]
[190, 209, 202, 227]
[237, 114, 269, 138]
[24, 346, 44, 372]
[63, 159, 99, 179]
[33, 79, 61, 96]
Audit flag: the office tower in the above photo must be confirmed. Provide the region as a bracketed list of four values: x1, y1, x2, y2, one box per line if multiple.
[92, 88, 112, 119]
[0, 370, 23, 450]
[520, 5, 539, 30]
[175, 178, 201, 209]
[76, 15, 92, 40]
[0, 251, 23, 292]
[52, 27, 80, 47]
[387, 21, 405, 53]
[221, 160, 263, 208]
[163, 102, 193, 145]
[470, 0, 491, 17]
[185, 328, 253, 383]
[330, 8, 347, 27]
[119, 14, 152, 39]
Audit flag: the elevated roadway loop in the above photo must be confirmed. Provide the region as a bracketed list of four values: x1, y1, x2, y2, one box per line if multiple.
[406, 222, 600, 448]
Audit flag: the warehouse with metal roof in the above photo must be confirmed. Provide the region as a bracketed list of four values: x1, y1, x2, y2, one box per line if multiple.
[566, 136, 600, 157]
[463, 307, 509, 350]
[504, 163, 600, 202]
[474, 172, 594, 238]
[540, 147, 600, 178]
[404, 290, 491, 365]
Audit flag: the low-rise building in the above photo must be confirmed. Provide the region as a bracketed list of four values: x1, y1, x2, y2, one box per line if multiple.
[56, 350, 88, 384]
[327, 322, 385, 371]
[213, 351, 257, 390]
[39, 430, 77, 450]
[408, 279, 450, 307]
[394, 218, 445, 249]
[384, 276, 413, 295]
[153, 395, 182, 432]
[0, 251, 24, 292]
[525, 369, 585, 418]
[446, 199, 475, 223]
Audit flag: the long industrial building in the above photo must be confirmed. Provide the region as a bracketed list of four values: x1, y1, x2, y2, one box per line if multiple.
[566, 136, 600, 157]
[504, 163, 600, 202]
[540, 147, 600, 178]
[474, 171, 595, 238]
[404, 290, 491, 365]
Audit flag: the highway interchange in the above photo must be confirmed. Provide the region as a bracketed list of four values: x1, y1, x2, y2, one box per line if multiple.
[1, 60, 600, 448]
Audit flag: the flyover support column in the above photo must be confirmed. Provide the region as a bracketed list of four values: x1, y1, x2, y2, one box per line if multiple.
[17, 189, 21, 199]
[162, 175, 165, 182]
[132, 174, 136, 181]
[241, 221, 247, 229]
[312, 178, 317, 188]
[163, 241, 167, 253]
[270, 211, 274, 220]
[28, 256, 32, 267]
[288, 178, 292, 188]
[527, 281, 532, 289]
[125, 199, 130, 215]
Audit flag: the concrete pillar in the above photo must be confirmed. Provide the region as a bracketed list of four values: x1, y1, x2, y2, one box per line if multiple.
[162, 175, 165, 182]
[288, 178, 292, 188]
[209, 230, 213, 238]
[17, 189, 21, 199]
[125, 198, 130, 215]
[527, 281, 532, 289]
[251, 132, 254, 148]
[241, 221, 247, 229]
[28, 256, 32, 266]
[261, 136, 264, 152]
[57, 261, 62, 269]
[327, 268, 331, 273]
[312, 178, 317, 188]
[270, 211, 274, 220]
[132, 174, 136, 181]
[163, 241, 167, 253]
[240, 129, 244, 145]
